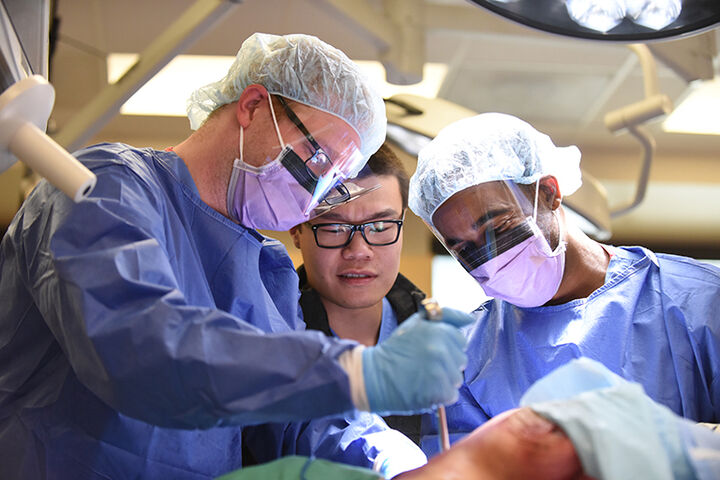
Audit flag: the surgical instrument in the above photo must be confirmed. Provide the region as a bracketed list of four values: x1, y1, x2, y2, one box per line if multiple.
[421, 298, 451, 453]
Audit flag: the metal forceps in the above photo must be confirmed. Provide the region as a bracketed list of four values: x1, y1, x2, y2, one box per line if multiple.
[420, 298, 451, 453]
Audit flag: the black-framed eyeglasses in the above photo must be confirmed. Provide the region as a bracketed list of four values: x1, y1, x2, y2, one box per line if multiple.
[310, 218, 404, 249]
[276, 96, 350, 206]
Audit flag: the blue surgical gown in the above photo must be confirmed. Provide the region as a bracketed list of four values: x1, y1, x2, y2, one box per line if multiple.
[421, 245, 720, 455]
[0, 143, 395, 479]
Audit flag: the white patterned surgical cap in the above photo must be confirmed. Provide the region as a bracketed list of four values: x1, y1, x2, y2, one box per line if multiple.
[409, 113, 582, 227]
[187, 32, 386, 170]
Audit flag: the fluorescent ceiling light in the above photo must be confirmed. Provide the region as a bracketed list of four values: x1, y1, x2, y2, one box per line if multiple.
[662, 78, 720, 135]
[107, 53, 234, 116]
[107, 55, 448, 116]
[353, 61, 448, 99]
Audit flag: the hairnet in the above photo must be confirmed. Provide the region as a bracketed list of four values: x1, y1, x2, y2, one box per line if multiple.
[186, 32, 386, 170]
[409, 113, 582, 226]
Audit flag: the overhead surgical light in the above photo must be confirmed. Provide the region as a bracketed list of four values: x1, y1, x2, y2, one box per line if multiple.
[565, 0, 627, 33]
[565, 0, 682, 33]
[627, 0, 682, 30]
[473, 0, 720, 42]
[385, 94, 612, 240]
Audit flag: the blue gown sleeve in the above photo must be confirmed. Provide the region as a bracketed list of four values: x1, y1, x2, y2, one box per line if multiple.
[17, 157, 357, 429]
[657, 254, 720, 420]
[242, 412, 426, 474]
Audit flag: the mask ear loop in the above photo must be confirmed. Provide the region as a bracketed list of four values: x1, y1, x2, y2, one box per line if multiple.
[238, 125, 244, 161]
[532, 179, 540, 222]
[228, 126, 245, 223]
[267, 94, 286, 149]
[555, 207, 566, 245]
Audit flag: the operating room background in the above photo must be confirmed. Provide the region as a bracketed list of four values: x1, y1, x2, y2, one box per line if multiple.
[1, 0, 719, 305]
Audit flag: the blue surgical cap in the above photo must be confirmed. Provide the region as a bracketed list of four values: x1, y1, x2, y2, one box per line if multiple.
[409, 113, 582, 227]
[186, 32, 386, 170]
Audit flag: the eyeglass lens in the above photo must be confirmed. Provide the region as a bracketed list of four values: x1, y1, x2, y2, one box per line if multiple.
[313, 220, 402, 248]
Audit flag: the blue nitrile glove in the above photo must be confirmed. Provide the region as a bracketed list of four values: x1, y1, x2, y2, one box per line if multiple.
[520, 357, 720, 480]
[368, 429, 428, 478]
[362, 308, 473, 414]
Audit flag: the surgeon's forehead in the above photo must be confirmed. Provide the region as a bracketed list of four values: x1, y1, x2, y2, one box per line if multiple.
[431, 182, 516, 232]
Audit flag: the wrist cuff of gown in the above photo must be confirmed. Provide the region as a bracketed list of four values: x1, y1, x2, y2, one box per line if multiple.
[338, 345, 369, 411]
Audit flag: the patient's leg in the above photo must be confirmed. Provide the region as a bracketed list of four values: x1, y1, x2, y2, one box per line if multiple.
[398, 407, 592, 480]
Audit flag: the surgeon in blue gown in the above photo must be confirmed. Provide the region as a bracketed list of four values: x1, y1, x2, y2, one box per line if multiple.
[408, 112, 720, 455]
[0, 33, 472, 479]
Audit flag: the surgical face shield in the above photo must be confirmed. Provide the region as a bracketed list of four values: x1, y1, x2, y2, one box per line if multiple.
[241, 95, 368, 215]
[187, 33, 387, 168]
[274, 97, 370, 214]
[310, 181, 381, 217]
[430, 179, 567, 307]
[227, 94, 378, 230]
[430, 180, 539, 272]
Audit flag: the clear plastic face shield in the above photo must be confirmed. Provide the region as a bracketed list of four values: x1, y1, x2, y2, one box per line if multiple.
[270, 96, 375, 216]
[430, 180, 540, 272]
[226, 94, 380, 230]
[429, 179, 567, 308]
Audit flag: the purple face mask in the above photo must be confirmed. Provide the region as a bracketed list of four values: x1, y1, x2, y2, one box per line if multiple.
[226, 145, 315, 231]
[468, 214, 566, 308]
[226, 94, 320, 231]
[226, 95, 369, 230]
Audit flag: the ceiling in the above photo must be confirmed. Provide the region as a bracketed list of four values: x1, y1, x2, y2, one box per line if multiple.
[15, 0, 720, 256]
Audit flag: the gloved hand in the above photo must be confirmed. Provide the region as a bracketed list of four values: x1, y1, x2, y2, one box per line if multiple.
[368, 429, 428, 479]
[520, 358, 720, 480]
[362, 308, 473, 414]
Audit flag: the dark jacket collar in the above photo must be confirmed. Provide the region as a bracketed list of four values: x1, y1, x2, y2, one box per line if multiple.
[296, 265, 426, 336]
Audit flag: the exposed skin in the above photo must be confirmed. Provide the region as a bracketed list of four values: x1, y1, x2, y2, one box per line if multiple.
[431, 176, 610, 304]
[397, 407, 593, 480]
[172, 84, 360, 219]
[290, 174, 404, 346]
